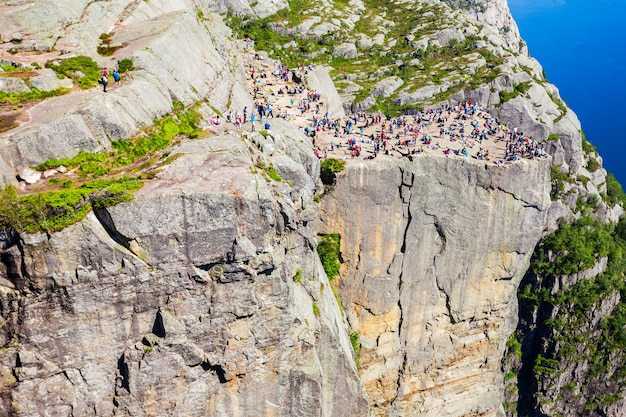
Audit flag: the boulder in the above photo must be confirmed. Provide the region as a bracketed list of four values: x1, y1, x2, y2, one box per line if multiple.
[372, 33, 385, 45]
[372, 76, 404, 98]
[332, 42, 358, 59]
[356, 35, 373, 50]
[434, 28, 465, 47]
[29, 69, 73, 92]
[305, 66, 346, 119]
[17, 167, 42, 184]
[0, 77, 30, 94]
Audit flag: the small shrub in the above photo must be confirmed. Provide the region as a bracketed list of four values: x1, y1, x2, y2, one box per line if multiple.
[318, 233, 341, 280]
[506, 332, 523, 359]
[320, 158, 346, 185]
[117, 58, 135, 74]
[581, 131, 597, 154]
[587, 157, 601, 173]
[293, 269, 303, 283]
[605, 173, 626, 206]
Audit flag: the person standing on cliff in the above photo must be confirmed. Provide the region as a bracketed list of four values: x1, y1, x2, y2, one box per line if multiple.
[113, 70, 120, 87]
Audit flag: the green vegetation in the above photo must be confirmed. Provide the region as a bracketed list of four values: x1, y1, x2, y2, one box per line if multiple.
[46, 55, 101, 89]
[0, 101, 201, 234]
[516, 204, 626, 408]
[603, 173, 626, 206]
[312, 301, 320, 316]
[97, 32, 121, 56]
[503, 369, 517, 382]
[117, 58, 135, 74]
[331, 283, 344, 316]
[0, 87, 70, 106]
[255, 161, 283, 182]
[531, 215, 613, 277]
[550, 164, 574, 201]
[506, 333, 523, 359]
[317, 233, 341, 280]
[320, 158, 346, 185]
[587, 157, 601, 173]
[0, 178, 143, 233]
[581, 131, 597, 154]
[293, 269, 303, 283]
[349, 330, 361, 366]
[499, 82, 531, 103]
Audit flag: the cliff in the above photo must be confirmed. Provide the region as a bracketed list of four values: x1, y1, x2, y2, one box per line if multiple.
[1, 0, 625, 416]
[0, 119, 369, 416]
[318, 156, 550, 416]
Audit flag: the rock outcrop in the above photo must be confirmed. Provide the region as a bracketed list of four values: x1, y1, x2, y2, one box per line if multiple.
[318, 156, 551, 416]
[0, 4, 253, 179]
[0, 120, 369, 416]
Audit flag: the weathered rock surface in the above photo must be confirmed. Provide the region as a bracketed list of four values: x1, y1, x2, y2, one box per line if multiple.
[306, 66, 346, 119]
[0, 122, 369, 416]
[0, 5, 253, 180]
[318, 156, 551, 416]
[333, 43, 358, 59]
[28, 68, 74, 91]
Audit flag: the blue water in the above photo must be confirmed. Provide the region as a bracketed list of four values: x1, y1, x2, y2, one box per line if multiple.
[508, 0, 626, 184]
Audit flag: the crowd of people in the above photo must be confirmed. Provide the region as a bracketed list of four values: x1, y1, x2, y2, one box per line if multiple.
[234, 48, 548, 165]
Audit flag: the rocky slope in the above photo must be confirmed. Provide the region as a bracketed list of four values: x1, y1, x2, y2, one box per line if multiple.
[1, 0, 626, 416]
[0, 118, 369, 416]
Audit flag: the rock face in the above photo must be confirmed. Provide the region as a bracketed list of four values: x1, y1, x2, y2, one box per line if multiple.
[0, 121, 369, 416]
[0, 5, 253, 178]
[318, 156, 551, 416]
[306, 67, 347, 119]
[0, 0, 622, 415]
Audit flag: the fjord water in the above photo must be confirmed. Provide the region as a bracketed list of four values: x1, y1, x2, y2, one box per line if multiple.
[508, 0, 626, 184]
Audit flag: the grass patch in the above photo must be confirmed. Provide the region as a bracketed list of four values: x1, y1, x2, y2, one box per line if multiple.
[603, 172, 626, 206]
[0, 88, 70, 106]
[317, 233, 341, 280]
[0, 177, 143, 233]
[587, 157, 601, 173]
[349, 330, 361, 366]
[0, 102, 202, 233]
[320, 158, 346, 185]
[255, 161, 282, 182]
[293, 269, 303, 283]
[499, 81, 531, 103]
[312, 301, 320, 316]
[45, 55, 101, 90]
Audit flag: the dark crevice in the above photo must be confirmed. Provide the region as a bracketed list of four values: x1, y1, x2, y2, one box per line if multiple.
[152, 310, 166, 338]
[116, 354, 130, 392]
[1, 252, 25, 291]
[433, 220, 447, 253]
[93, 207, 131, 250]
[202, 362, 227, 383]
